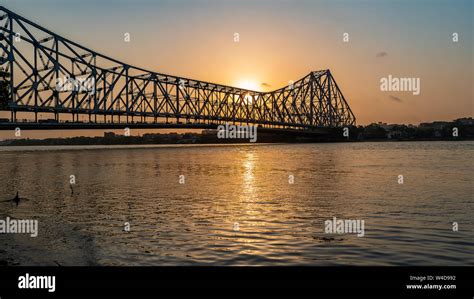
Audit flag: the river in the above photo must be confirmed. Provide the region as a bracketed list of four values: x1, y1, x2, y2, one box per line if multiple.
[0, 141, 472, 265]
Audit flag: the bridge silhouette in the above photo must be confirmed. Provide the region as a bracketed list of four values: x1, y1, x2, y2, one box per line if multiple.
[0, 6, 355, 134]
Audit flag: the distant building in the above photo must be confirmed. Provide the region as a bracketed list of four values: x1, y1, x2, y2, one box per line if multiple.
[419, 121, 449, 130]
[379, 123, 396, 131]
[387, 130, 402, 139]
[202, 129, 217, 135]
[455, 117, 474, 125]
[104, 132, 116, 138]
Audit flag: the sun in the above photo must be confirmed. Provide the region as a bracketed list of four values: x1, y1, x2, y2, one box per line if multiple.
[235, 79, 260, 92]
[234, 79, 260, 105]
[242, 93, 254, 105]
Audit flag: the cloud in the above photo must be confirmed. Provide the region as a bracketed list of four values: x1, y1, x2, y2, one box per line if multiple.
[376, 51, 388, 58]
[388, 95, 403, 102]
[261, 82, 271, 87]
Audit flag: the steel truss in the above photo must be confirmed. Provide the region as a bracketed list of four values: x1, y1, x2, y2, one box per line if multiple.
[0, 6, 356, 129]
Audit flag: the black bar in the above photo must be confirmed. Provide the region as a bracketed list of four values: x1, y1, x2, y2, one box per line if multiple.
[0, 266, 472, 298]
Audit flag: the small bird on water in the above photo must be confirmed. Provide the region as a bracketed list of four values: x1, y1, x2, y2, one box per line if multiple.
[3, 192, 29, 206]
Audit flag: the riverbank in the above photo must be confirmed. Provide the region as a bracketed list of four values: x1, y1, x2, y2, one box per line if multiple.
[0, 133, 472, 147]
[1, 117, 472, 146]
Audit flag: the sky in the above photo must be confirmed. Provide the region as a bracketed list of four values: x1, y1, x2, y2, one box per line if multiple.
[0, 0, 472, 139]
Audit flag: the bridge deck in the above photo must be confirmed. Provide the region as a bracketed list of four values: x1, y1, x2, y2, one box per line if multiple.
[0, 121, 332, 137]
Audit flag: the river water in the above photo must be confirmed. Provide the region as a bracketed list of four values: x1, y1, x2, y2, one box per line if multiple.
[0, 141, 472, 265]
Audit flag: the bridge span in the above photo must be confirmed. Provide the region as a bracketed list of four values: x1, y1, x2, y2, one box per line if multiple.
[0, 6, 356, 133]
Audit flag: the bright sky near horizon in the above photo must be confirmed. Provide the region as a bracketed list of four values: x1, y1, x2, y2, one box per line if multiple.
[0, 0, 472, 139]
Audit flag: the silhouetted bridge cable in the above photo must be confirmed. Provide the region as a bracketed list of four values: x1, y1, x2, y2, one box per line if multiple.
[0, 6, 356, 131]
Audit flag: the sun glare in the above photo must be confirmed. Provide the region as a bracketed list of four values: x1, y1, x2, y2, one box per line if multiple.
[243, 93, 254, 105]
[236, 79, 260, 92]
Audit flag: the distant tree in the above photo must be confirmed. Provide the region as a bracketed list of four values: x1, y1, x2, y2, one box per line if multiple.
[362, 124, 387, 140]
[414, 127, 434, 139]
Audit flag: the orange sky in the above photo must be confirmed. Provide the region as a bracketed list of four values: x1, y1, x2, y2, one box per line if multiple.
[0, 0, 472, 139]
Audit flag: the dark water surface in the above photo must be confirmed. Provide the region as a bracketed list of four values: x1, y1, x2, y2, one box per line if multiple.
[0, 142, 472, 265]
